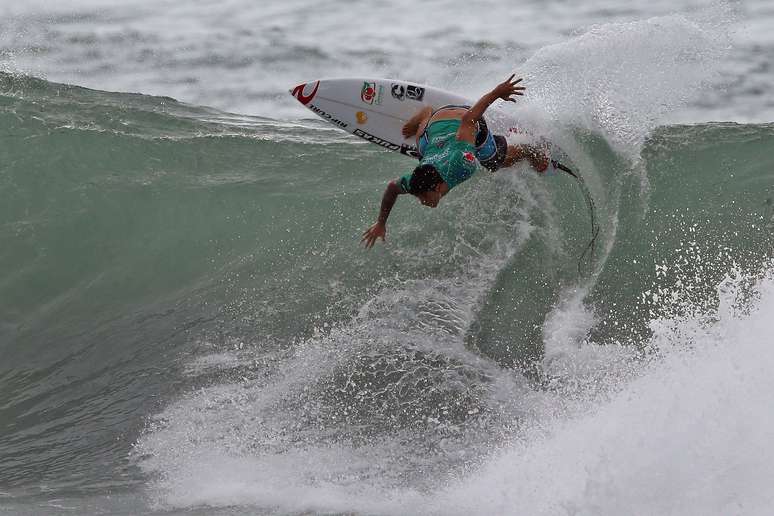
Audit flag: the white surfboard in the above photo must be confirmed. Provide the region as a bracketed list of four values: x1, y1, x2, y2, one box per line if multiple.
[289, 78, 472, 158]
[289, 77, 570, 175]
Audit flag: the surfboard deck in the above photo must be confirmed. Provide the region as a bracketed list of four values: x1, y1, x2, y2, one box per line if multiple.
[290, 78, 473, 158]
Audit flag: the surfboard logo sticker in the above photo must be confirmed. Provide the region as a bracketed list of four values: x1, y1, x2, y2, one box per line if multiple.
[356, 111, 368, 124]
[361, 82, 383, 105]
[406, 85, 425, 101]
[401, 145, 421, 158]
[361, 82, 376, 104]
[291, 81, 320, 106]
[391, 83, 425, 102]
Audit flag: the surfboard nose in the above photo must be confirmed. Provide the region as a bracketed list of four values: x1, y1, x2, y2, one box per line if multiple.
[290, 80, 320, 106]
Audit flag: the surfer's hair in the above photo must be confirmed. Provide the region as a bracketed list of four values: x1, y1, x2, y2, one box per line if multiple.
[408, 164, 443, 194]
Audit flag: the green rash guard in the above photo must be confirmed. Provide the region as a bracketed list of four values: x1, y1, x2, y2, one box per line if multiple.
[399, 119, 479, 193]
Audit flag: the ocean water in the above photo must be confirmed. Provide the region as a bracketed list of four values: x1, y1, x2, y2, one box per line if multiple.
[1, 1, 773, 515]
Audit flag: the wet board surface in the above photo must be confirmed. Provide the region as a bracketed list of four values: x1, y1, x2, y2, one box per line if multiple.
[290, 78, 471, 158]
[289, 77, 570, 174]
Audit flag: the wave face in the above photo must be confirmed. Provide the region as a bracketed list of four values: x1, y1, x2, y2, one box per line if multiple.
[1, 68, 773, 515]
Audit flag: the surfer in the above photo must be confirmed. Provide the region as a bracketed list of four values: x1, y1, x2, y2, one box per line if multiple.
[361, 74, 549, 248]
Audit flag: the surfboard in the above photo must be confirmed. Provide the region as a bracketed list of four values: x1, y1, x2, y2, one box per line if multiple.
[289, 78, 474, 158]
[289, 77, 568, 174]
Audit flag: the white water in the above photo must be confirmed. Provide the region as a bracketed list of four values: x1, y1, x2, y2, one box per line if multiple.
[136, 251, 774, 516]
[520, 12, 732, 151]
[429, 269, 774, 516]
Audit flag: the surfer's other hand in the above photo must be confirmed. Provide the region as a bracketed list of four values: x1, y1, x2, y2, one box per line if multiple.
[361, 223, 386, 249]
[493, 74, 525, 102]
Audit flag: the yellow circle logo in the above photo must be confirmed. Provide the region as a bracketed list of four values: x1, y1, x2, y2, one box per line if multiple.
[356, 111, 368, 124]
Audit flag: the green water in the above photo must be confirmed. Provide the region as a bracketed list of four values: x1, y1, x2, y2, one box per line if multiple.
[1, 72, 772, 513]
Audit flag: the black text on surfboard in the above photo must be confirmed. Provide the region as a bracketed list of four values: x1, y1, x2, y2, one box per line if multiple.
[353, 128, 419, 158]
[354, 128, 400, 150]
[308, 104, 348, 129]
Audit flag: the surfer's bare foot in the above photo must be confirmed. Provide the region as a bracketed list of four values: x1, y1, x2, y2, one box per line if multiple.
[503, 144, 549, 172]
[527, 146, 550, 173]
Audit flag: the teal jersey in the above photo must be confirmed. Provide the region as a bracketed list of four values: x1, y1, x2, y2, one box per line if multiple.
[399, 119, 479, 193]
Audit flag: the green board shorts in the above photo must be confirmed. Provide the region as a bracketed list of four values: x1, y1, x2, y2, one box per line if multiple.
[398, 119, 479, 193]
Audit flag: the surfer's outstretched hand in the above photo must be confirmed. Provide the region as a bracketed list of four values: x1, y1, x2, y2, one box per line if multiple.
[493, 74, 525, 102]
[361, 222, 386, 249]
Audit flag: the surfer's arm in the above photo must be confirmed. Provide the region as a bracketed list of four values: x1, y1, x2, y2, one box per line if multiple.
[402, 106, 432, 139]
[361, 180, 404, 248]
[457, 74, 525, 144]
[376, 180, 403, 225]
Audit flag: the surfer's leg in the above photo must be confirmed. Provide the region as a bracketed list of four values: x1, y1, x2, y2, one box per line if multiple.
[416, 106, 468, 141]
[402, 106, 432, 139]
[477, 131, 504, 171]
[503, 144, 549, 172]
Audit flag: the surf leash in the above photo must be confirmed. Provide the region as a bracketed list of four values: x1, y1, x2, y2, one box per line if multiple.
[551, 160, 600, 276]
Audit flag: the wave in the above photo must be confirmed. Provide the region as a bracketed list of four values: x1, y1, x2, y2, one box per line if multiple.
[1, 70, 773, 514]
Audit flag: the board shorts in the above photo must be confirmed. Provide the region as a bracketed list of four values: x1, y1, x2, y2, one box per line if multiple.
[417, 105, 508, 171]
[399, 118, 479, 192]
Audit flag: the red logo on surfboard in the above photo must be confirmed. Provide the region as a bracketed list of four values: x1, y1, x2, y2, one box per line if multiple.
[361, 82, 376, 104]
[292, 81, 320, 106]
